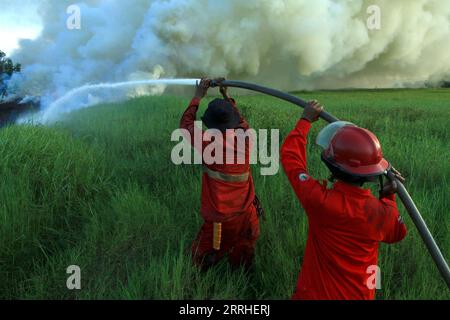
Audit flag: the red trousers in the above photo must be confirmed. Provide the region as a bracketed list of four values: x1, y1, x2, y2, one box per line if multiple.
[192, 206, 260, 270]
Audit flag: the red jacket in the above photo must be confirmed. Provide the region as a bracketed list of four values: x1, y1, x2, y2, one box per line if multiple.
[281, 119, 407, 300]
[180, 97, 255, 222]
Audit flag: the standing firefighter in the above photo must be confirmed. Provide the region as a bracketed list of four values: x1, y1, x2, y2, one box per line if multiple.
[281, 100, 407, 300]
[180, 78, 262, 271]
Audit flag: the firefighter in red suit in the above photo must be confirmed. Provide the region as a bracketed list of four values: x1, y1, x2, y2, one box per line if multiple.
[180, 78, 262, 271]
[281, 100, 407, 300]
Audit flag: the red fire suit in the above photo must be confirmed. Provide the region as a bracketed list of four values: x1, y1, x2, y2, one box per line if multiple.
[281, 118, 407, 300]
[180, 97, 259, 269]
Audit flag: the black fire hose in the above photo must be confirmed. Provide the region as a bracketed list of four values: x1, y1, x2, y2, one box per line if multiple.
[211, 79, 450, 290]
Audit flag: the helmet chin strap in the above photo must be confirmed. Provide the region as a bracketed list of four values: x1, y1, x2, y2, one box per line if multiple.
[378, 174, 384, 199]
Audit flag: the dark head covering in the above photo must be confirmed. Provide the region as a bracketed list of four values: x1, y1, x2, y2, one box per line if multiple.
[201, 98, 240, 132]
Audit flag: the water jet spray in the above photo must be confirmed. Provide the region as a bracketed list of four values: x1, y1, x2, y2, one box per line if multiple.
[39, 78, 201, 122]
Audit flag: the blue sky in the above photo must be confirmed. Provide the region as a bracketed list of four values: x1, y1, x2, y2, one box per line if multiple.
[0, 0, 43, 55]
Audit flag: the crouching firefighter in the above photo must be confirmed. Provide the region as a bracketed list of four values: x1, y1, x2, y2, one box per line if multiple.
[281, 100, 408, 300]
[180, 78, 264, 271]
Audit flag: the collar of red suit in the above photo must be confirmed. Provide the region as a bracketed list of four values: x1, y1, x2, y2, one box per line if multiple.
[333, 180, 372, 197]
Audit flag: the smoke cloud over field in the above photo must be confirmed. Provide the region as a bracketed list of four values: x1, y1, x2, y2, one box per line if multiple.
[6, 0, 450, 110]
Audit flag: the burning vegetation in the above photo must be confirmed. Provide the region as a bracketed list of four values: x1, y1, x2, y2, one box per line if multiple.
[0, 50, 39, 125]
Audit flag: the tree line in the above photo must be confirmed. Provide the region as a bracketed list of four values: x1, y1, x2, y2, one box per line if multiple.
[1, 50, 22, 99]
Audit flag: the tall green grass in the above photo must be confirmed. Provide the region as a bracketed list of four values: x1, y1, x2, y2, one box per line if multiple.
[1, 89, 449, 299]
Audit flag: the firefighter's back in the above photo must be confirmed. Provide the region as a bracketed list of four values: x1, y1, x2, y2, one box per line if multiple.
[200, 130, 255, 220]
[295, 183, 390, 300]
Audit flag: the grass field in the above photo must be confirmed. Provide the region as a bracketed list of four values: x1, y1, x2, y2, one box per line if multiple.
[1, 88, 449, 299]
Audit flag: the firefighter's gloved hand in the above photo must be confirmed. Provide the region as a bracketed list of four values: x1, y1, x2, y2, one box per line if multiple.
[194, 78, 211, 99]
[302, 100, 324, 122]
[381, 167, 406, 197]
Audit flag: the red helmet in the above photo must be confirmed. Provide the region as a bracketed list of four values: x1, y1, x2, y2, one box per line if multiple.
[322, 126, 389, 176]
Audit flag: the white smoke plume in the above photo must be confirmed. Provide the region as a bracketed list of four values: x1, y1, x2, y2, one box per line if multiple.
[6, 0, 450, 115]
